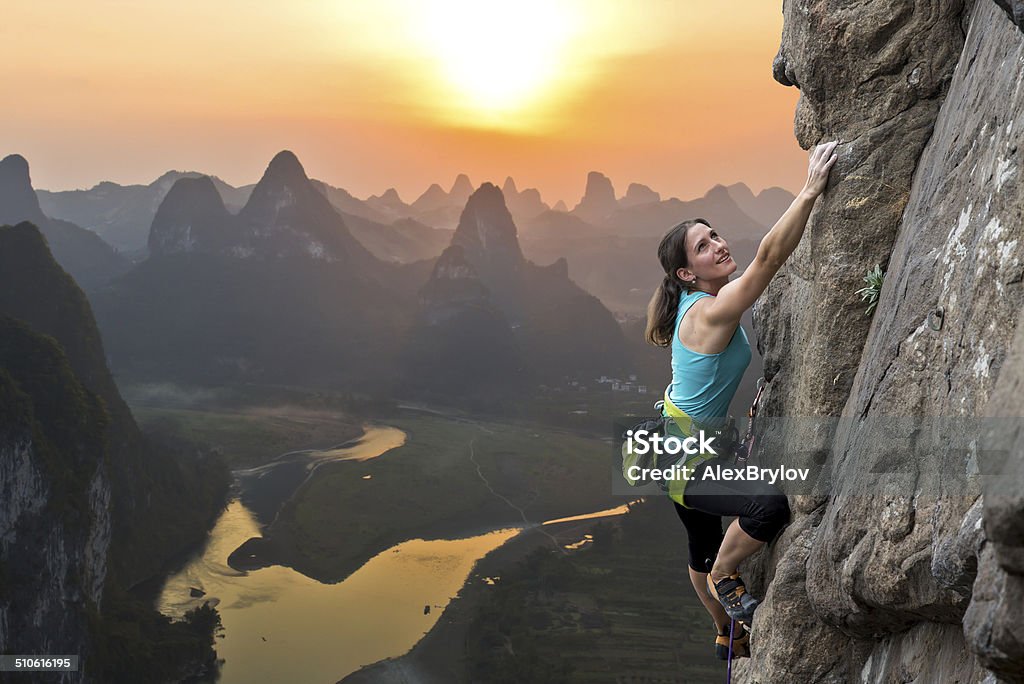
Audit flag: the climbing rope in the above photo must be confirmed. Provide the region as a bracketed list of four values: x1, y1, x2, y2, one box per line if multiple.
[726, 618, 735, 682]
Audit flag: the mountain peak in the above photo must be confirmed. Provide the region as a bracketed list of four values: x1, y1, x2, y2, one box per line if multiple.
[264, 150, 308, 182]
[0, 154, 47, 228]
[451, 183, 523, 266]
[149, 177, 230, 256]
[411, 182, 452, 213]
[572, 171, 618, 224]
[449, 174, 474, 206]
[704, 184, 734, 202]
[620, 182, 661, 208]
[0, 153, 30, 180]
[450, 174, 473, 194]
[502, 176, 519, 196]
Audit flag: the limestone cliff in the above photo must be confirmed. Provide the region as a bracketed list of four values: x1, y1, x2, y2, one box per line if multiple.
[743, 1, 1024, 682]
[0, 318, 111, 681]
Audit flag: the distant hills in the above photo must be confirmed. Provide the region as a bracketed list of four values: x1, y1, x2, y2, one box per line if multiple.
[34, 158, 793, 315]
[0, 154, 130, 292]
[519, 177, 791, 314]
[9, 149, 793, 400]
[86, 151, 632, 400]
[407, 183, 628, 398]
[30, 151, 793, 269]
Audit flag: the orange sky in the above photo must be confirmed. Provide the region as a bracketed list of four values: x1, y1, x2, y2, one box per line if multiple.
[1, 1, 806, 206]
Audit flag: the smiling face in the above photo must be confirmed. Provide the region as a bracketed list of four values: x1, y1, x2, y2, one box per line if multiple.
[675, 222, 736, 287]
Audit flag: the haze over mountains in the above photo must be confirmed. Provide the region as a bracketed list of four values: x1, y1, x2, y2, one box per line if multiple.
[31, 150, 634, 401]
[32, 154, 793, 316]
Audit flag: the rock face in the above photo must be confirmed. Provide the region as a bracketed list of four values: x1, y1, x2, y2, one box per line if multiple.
[744, 2, 1024, 683]
[0, 222, 228, 678]
[419, 245, 493, 321]
[0, 317, 111, 677]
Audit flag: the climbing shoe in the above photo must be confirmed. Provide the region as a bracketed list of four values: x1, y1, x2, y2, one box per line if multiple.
[706, 572, 759, 624]
[715, 623, 751, 660]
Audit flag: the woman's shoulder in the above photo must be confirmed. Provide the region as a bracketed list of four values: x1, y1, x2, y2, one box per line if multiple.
[679, 289, 714, 309]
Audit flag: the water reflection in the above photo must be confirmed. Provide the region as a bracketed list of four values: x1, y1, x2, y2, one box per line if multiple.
[158, 501, 520, 683]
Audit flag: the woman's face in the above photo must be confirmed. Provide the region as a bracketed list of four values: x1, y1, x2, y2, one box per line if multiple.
[675, 223, 736, 285]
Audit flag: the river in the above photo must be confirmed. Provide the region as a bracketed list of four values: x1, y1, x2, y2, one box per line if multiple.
[156, 423, 629, 683]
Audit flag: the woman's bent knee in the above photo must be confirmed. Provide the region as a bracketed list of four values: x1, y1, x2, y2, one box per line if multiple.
[741, 494, 790, 543]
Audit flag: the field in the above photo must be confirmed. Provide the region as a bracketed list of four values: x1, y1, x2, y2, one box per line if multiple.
[265, 409, 625, 582]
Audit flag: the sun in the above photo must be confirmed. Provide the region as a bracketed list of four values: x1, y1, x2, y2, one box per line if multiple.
[411, 0, 577, 127]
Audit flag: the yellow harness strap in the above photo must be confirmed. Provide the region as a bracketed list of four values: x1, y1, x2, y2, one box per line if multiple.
[661, 391, 730, 509]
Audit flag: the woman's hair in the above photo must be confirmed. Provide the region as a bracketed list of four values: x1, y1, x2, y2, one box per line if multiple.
[644, 218, 710, 346]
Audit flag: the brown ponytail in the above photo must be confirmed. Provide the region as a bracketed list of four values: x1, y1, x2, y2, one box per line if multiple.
[644, 218, 709, 346]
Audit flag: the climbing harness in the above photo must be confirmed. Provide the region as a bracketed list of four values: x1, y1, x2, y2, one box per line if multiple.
[619, 390, 740, 499]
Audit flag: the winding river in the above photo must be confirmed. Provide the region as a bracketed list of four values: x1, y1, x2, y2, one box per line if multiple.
[155, 424, 628, 683]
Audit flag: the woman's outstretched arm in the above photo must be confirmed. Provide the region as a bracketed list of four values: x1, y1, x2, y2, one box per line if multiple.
[703, 140, 839, 327]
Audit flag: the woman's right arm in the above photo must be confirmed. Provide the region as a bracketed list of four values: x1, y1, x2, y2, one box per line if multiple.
[703, 140, 839, 327]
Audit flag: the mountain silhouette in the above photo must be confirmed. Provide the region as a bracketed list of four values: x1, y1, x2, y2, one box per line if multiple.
[619, 182, 661, 208]
[149, 150, 378, 269]
[411, 183, 628, 396]
[37, 169, 248, 256]
[0, 154, 130, 291]
[724, 182, 796, 227]
[572, 171, 619, 224]
[449, 173, 474, 206]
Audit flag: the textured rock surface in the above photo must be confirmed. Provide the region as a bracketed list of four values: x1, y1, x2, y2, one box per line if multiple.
[756, 0, 967, 438]
[965, 303, 1024, 679]
[743, 1, 1024, 682]
[0, 320, 111, 681]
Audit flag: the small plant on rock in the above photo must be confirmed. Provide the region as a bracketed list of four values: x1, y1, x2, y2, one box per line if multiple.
[856, 264, 884, 316]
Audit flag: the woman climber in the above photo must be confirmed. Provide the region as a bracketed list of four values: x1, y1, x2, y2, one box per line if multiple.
[643, 140, 839, 659]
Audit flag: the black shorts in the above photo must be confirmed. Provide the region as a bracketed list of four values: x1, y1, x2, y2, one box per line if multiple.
[672, 457, 791, 573]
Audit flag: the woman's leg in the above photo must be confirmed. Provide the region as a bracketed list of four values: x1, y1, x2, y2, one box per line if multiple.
[683, 458, 791, 581]
[672, 501, 730, 631]
[688, 566, 730, 631]
[710, 519, 767, 583]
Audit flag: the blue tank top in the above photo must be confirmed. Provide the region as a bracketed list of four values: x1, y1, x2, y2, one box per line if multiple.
[668, 290, 751, 425]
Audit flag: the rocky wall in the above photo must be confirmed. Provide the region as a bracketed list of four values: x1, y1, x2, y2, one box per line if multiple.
[743, 1, 1024, 682]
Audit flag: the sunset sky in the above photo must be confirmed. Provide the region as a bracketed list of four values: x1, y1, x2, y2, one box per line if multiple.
[3, 1, 806, 206]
